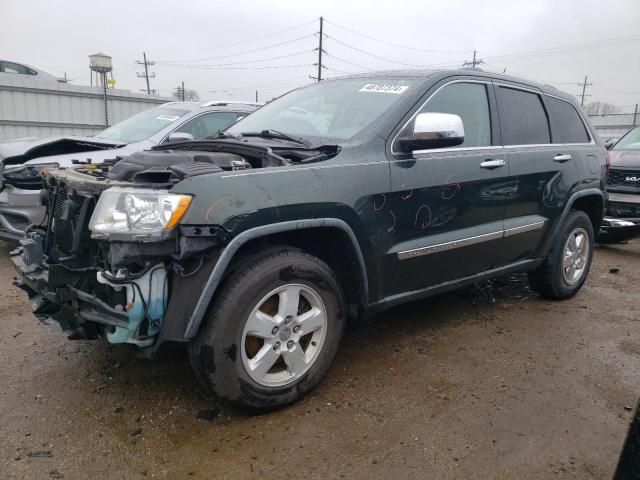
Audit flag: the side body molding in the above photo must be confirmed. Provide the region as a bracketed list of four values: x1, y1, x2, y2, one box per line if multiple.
[183, 218, 369, 339]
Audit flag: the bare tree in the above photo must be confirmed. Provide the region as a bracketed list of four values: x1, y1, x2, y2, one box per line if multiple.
[584, 101, 621, 116]
[172, 87, 200, 102]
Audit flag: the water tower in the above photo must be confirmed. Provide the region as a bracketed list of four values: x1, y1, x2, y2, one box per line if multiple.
[89, 53, 112, 126]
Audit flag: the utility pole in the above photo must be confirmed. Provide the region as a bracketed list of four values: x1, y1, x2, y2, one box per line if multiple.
[255, 90, 258, 103]
[317, 16, 324, 82]
[309, 17, 326, 82]
[634, 103, 639, 127]
[463, 50, 483, 68]
[136, 52, 155, 94]
[181, 81, 185, 101]
[579, 75, 592, 107]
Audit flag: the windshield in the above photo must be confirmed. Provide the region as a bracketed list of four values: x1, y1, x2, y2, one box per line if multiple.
[95, 106, 190, 143]
[611, 127, 640, 150]
[227, 77, 418, 142]
[612, 127, 640, 151]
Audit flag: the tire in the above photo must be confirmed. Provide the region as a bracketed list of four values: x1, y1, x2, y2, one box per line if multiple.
[188, 247, 345, 411]
[528, 210, 594, 299]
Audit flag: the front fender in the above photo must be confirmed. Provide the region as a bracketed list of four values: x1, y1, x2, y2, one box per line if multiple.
[182, 218, 368, 339]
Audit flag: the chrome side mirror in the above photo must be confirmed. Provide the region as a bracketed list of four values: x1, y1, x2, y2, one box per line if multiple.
[397, 112, 465, 152]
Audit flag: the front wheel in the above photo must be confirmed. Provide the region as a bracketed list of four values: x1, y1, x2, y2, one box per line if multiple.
[188, 247, 345, 411]
[528, 210, 594, 299]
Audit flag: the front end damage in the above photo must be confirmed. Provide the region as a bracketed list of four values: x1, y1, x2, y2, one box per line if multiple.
[10, 140, 335, 352]
[10, 172, 227, 349]
[9, 150, 236, 350]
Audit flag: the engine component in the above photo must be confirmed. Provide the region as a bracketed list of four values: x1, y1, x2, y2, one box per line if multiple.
[106, 150, 250, 183]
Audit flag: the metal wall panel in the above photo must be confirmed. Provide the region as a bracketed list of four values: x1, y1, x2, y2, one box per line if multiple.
[0, 75, 172, 140]
[588, 113, 638, 137]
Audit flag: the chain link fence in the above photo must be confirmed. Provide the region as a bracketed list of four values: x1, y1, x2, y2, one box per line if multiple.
[588, 108, 639, 139]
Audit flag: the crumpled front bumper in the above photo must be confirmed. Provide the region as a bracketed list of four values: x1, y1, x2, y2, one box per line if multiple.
[10, 241, 127, 340]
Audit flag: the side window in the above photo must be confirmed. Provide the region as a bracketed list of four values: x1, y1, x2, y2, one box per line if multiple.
[496, 87, 550, 145]
[417, 82, 491, 148]
[546, 96, 590, 144]
[174, 112, 238, 140]
[1, 62, 32, 75]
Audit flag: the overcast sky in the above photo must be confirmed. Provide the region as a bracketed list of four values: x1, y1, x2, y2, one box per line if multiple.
[1, 0, 639, 109]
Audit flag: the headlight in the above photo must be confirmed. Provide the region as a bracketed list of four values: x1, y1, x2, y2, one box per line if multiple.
[89, 187, 192, 240]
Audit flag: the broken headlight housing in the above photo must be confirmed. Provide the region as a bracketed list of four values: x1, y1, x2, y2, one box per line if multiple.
[89, 187, 192, 240]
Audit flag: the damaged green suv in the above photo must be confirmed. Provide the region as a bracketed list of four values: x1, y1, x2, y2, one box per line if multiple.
[10, 69, 607, 410]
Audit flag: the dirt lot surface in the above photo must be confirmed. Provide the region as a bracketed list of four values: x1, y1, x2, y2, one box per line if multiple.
[1, 240, 639, 480]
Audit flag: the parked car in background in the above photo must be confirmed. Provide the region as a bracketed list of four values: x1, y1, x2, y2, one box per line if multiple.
[601, 126, 640, 241]
[0, 101, 261, 241]
[10, 69, 606, 410]
[0, 60, 62, 82]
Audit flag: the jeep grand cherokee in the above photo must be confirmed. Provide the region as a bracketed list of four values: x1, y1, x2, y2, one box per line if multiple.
[10, 69, 606, 410]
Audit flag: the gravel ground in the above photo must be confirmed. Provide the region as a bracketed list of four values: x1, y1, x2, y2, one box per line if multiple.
[0, 240, 638, 479]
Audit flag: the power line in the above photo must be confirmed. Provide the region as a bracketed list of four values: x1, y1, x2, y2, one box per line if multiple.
[156, 50, 312, 68]
[323, 53, 376, 72]
[325, 34, 426, 67]
[324, 19, 471, 54]
[483, 34, 640, 62]
[152, 19, 316, 54]
[155, 34, 316, 63]
[325, 66, 357, 75]
[157, 63, 315, 71]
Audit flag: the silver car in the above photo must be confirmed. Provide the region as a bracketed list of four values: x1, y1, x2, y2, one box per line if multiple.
[0, 100, 261, 241]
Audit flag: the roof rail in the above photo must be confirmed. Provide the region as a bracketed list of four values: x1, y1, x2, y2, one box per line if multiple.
[201, 100, 264, 107]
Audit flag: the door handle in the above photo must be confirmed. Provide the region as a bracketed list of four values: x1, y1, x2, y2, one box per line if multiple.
[480, 159, 506, 169]
[553, 153, 572, 162]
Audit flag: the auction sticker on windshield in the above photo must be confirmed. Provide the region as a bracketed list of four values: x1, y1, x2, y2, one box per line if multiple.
[359, 84, 409, 94]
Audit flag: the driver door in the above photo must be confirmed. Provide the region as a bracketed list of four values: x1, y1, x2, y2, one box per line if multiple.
[385, 80, 510, 296]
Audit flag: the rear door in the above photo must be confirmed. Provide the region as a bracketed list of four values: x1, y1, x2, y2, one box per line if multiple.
[385, 79, 511, 295]
[494, 83, 579, 265]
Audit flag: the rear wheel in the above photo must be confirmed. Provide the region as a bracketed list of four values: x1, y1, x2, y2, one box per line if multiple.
[528, 210, 594, 299]
[188, 247, 345, 411]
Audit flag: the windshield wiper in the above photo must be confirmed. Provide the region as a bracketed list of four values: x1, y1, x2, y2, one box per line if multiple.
[240, 130, 311, 147]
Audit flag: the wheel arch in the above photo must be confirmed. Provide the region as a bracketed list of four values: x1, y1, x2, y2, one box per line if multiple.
[541, 188, 604, 257]
[183, 218, 369, 339]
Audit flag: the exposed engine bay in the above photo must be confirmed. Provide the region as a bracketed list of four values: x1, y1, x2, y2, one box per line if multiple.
[10, 141, 339, 350]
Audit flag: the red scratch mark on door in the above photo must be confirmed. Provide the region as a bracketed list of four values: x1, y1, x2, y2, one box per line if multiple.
[441, 175, 461, 200]
[415, 204, 432, 230]
[373, 194, 387, 212]
[387, 210, 397, 233]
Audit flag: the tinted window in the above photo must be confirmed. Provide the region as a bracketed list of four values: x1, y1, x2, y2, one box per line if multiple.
[546, 97, 590, 143]
[175, 112, 238, 140]
[417, 82, 491, 148]
[1, 61, 36, 75]
[497, 87, 550, 145]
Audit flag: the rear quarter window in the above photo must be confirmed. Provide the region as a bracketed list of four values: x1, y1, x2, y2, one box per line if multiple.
[546, 96, 590, 144]
[496, 86, 550, 145]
